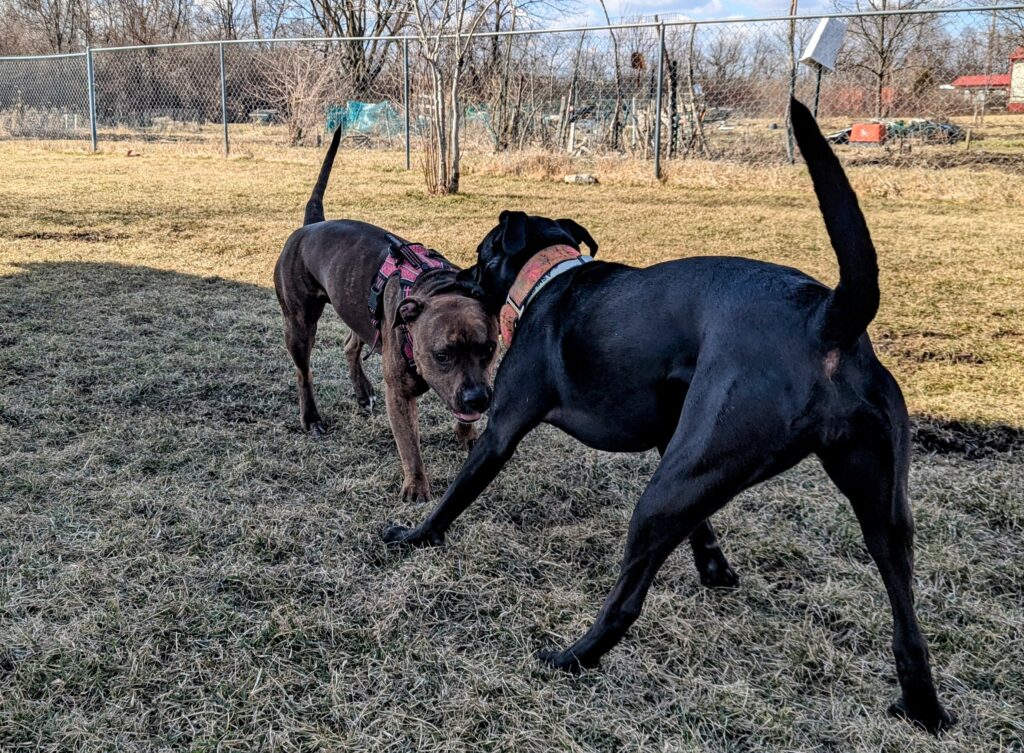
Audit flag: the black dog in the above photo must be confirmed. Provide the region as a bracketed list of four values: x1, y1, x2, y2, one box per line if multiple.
[382, 99, 955, 734]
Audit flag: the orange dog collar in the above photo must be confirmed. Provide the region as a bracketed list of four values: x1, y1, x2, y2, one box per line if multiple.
[499, 245, 593, 347]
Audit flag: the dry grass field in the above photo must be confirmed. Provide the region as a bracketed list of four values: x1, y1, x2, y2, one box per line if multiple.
[1, 140, 1022, 752]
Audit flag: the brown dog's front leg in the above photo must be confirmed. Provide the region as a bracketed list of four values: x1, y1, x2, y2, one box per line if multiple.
[453, 419, 479, 450]
[384, 386, 431, 504]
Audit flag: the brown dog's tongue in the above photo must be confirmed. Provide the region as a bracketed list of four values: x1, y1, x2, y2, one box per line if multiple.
[453, 410, 482, 424]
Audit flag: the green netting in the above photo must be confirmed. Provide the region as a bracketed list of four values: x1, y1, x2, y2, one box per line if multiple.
[325, 101, 401, 138]
[465, 104, 491, 127]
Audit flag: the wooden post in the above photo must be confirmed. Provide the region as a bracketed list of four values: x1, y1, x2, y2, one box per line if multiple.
[786, 0, 798, 164]
[653, 22, 665, 179]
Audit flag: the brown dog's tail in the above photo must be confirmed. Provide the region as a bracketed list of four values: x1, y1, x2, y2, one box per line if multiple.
[303, 126, 343, 226]
[791, 97, 879, 349]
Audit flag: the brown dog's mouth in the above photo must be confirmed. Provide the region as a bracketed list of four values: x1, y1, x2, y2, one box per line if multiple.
[452, 410, 482, 424]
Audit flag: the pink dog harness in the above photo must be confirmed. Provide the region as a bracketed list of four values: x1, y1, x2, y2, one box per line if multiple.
[367, 237, 453, 374]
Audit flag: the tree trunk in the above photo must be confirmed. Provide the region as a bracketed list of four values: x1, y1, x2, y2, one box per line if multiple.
[448, 73, 462, 194]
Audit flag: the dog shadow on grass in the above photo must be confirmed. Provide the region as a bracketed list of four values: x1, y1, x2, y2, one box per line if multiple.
[0, 260, 492, 502]
[0, 260, 329, 434]
[1, 260, 1021, 483]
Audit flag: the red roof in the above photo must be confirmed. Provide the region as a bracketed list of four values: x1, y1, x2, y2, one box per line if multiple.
[951, 73, 1011, 89]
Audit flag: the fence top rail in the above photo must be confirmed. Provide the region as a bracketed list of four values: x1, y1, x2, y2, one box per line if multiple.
[1, 3, 1022, 59]
[0, 51, 87, 62]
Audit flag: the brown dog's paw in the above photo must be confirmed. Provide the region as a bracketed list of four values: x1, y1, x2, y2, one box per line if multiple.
[454, 421, 479, 451]
[401, 477, 431, 504]
[888, 696, 958, 736]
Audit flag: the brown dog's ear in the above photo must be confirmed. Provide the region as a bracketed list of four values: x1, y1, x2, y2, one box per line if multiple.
[394, 297, 424, 327]
[499, 210, 528, 256]
[556, 218, 598, 257]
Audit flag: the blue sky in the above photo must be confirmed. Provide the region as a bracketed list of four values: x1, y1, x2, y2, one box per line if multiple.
[566, 0, 839, 25]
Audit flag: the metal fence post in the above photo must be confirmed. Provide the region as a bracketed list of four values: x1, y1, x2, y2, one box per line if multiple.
[219, 42, 229, 156]
[403, 38, 411, 170]
[85, 47, 97, 151]
[811, 63, 823, 117]
[785, 0, 798, 164]
[653, 23, 665, 179]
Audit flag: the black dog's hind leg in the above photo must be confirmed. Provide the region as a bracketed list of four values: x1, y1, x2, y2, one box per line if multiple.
[539, 377, 798, 672]
[344, 331, 374, 409]
[819, 404, 955, 735]
[659, 443, 738, 589]
[689, 519, 739, 588]
[283, 298, 327, 436]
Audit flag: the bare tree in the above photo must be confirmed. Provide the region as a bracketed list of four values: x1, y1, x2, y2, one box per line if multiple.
[413, 0, 500, 195]
[484, 14, 523, 152]
[835, 0, 935, 117]
[190, 0, 297, 40]
[595, 0, 624, 150]
[260, 44, 341, 144]
[9, 0, 83, 52]
[197, 0, 247, 39]
[306, 0, 409, 97]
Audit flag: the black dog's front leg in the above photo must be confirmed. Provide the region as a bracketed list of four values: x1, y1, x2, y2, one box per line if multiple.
[382, 408, 538, 548]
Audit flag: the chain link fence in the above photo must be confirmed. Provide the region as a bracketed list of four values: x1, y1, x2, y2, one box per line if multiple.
[3, 6, 1024, 171]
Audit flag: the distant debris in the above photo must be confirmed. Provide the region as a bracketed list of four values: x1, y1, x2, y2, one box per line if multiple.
[826, 119, 965, 146]
[564, 174, 598, 185]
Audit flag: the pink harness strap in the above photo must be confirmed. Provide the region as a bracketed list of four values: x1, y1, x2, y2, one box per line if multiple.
[367, 238, 452, 375]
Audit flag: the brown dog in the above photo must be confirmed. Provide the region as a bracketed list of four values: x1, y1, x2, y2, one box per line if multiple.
[274, 129, 498, 502]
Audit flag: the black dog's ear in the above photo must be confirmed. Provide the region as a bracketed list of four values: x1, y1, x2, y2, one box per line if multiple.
[454, 267, 487, 301]
[556, 218, 598, 257]
[456, 266, 479, 287]
[499, 210, 528, 256]
[394, 297, 423, 326]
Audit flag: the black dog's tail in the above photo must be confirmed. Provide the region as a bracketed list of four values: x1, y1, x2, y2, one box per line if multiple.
[303, 126, 343, 226]
[791, 97, 879, 348]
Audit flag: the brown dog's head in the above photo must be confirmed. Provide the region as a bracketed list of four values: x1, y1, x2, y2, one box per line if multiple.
[395, 291, 498, 423]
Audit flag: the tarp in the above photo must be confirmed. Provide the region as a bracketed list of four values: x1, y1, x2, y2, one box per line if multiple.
[326, 101, 401, 138]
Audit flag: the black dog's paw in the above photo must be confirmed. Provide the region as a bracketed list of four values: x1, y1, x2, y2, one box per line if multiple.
[307, 421, 327, 438]
[699, 557, 739, 589]
[888, 696, 958, 736]
[381, 522, 444, 548]
[536, 648, 594, 674]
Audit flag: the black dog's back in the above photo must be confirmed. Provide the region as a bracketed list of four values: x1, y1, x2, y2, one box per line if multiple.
[519, 254, 837, 453]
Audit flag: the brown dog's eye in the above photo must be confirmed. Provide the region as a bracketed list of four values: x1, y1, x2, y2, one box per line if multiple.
[484, 342, 496, 358]
[434, 351, 450, 364]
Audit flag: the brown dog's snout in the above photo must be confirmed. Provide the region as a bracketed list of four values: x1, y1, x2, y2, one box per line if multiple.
[459, 384, 492, 413]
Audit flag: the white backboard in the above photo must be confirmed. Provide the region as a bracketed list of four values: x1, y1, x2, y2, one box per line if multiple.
[800, 17, 847, 71]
